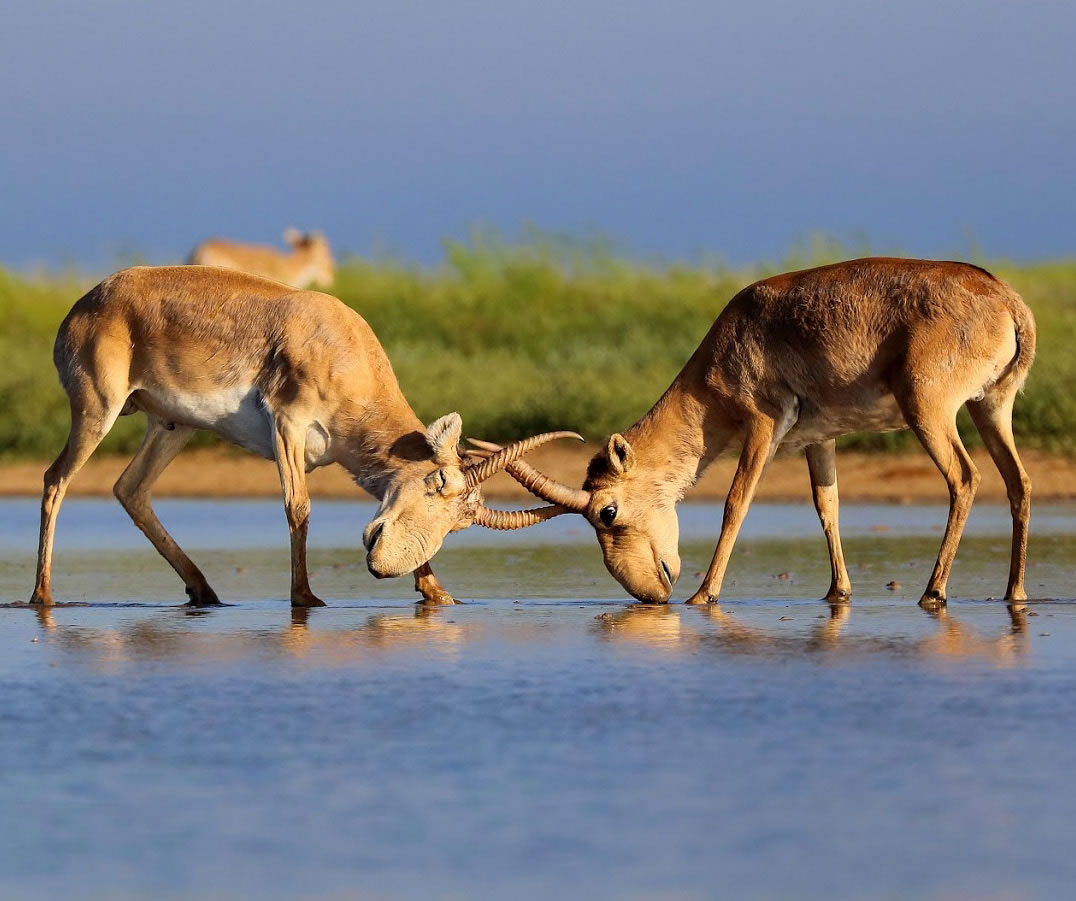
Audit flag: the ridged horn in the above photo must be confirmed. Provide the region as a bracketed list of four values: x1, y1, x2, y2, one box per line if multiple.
[464, 431, 583, 488]
[468, 438, 591, 512]
[472, 504, 568, 530]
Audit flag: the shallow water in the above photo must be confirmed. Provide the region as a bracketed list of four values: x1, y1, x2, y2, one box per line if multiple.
[2, 499, 1076, 899]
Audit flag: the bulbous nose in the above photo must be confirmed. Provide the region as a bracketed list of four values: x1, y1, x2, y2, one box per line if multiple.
[364, 520, 392, 579]
[660, 559, 677, 587]
[363, 519, 385, 554]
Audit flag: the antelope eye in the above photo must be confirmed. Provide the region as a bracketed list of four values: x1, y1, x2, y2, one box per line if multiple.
[599, 504, 618, 527]
[437, 470, 448, 491]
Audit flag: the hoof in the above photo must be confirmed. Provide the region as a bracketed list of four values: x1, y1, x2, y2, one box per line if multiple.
[291, 594, 327, 608]
[419, 591, 457, 606]
[684, 593, 717, 606]
[824, 587, 851, 604]
[918, 591, 947, 612]
[28, 591, 54, 607]
[185, 584, 222, 607]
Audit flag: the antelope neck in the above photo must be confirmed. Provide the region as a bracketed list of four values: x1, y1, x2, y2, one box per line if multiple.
[622, 381, 710, 501]
[334, 402, 435, 500]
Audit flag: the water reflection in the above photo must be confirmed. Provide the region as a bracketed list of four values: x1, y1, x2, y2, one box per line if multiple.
[281, 605, 465, 660]
[700, 602, 853, 655]
[19, 598, 1033, 670]
[595, 601, 1028, 665]
[34, 604, 468, 669]
[593, 602, 852, 654]
[918, 605, 1028, 665]
[592, 604, 683, 647]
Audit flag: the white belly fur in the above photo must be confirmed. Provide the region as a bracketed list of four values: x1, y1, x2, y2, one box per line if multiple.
[146, 385, 276, 458]
[780, 339, 1016, 452]
[136, 385, 333, 468]
[782, 395, 907, 451]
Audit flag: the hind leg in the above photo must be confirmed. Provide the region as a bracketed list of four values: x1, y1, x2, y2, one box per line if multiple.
[114, 420, 221, 606]
[967, 388, 1031, 604]
[31, 395, 125, 605]
[897, 394, 980, 610]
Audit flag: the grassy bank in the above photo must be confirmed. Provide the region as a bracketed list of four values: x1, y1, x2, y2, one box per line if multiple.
[3, 237, 1075, 460]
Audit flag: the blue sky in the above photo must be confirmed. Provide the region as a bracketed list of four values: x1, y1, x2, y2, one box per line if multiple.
[1, 0, 1073, 268]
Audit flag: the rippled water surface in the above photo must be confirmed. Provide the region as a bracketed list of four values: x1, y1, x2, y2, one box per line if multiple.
[2, 499, 1076, 899]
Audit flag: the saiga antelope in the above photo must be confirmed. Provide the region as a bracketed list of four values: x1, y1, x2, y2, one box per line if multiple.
[30, 266, 576, 609]
[188, 228, 335, 288]
[478, 258, 1036, 609]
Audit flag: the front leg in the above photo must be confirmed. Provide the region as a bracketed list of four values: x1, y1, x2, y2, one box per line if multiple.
[805, 440, 852, 603]
[686, 412, 785, 605]
[273, 418, 326, 608]
[413, 561, 456, 605]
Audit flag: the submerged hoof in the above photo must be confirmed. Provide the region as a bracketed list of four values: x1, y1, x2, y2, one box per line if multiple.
[918, 591, 947, 611]
[684, 592, 717, 606]
[185, 584, 222, 607]
[28, 591, 54, 607]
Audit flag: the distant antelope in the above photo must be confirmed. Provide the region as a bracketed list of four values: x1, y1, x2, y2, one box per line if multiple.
[478, 258, 1036, 609]
[30, 266, 576, 609]
[188, 228, 335, 288]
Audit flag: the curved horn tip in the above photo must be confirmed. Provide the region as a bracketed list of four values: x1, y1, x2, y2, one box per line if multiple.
[468, 432, 583, 448]
[465, 430, 584, 487]
[473, 504, 568, 530]
[466, 437, 501, 450]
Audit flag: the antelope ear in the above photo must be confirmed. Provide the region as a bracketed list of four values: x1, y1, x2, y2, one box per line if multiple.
[426, 413, 463, 465]
[606, 434, 636, 475]
[283, 227, 303, 246]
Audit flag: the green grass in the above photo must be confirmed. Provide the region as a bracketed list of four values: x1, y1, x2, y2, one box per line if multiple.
[3, 234, 1076, 461]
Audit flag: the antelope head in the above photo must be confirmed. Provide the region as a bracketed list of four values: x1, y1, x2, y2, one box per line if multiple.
[283, 227, 335, 287]
[469, 433, 681, 604]
[363, 413, 581, 578]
